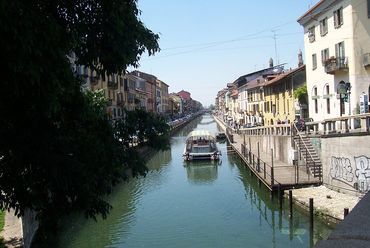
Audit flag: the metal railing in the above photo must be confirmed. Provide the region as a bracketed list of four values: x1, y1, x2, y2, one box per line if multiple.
[292, 123, 321, 180]
[324, 56, 348, 74]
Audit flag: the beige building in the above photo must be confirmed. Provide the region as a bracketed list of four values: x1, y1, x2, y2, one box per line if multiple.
[156, 79, 169, 114]
[298, 0, 370, 123]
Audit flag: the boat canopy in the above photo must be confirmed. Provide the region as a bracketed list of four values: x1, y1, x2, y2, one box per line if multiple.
[186, 130, 215, 141]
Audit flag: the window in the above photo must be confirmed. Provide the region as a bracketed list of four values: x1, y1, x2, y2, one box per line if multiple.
[312, 54, 317, 70]
[313, 87, 318, 114]
[368, 0, 370, 18]
[325, 84, 330, 114]
[320, 17, 328, 36]
[308, 26, 315, 42]
[334, 7, 343, 28]
[321, 48, 330, 65]
[335, 41, 346, 66]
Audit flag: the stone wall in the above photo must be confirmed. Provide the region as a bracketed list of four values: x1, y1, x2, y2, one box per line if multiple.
[321, 134, 370, 196]
[241, 134, 293, 164]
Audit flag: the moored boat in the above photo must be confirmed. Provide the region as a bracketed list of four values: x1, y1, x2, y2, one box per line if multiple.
[183, 130, 221, 161]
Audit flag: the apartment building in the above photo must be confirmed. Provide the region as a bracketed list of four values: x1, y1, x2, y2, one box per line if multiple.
[298, 0, 370, 123]
[263, 65, 306, 125]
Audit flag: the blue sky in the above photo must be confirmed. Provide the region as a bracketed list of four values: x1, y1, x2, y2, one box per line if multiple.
[132, 0, 317, 107]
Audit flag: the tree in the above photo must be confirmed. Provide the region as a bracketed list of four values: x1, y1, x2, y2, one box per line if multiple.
[0, 0, 160, 235]
[293, 84, 308, 104]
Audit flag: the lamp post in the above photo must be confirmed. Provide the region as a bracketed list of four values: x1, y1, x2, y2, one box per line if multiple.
[337, 81, 350, 116]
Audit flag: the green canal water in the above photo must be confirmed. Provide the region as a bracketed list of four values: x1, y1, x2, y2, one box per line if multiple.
[54, 114, 333, 247]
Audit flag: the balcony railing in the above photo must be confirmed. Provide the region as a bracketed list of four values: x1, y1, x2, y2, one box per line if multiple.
[324, 57, 348, 74]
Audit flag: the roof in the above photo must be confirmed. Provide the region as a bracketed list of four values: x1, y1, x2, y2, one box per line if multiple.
[297, 0, 337, 25]
[231, 89, 238, 97]
[187, 130, 215, 140]
[233, 64, 285, 88]
[245, 76, 267, 90]
[264, 65, 305, 86]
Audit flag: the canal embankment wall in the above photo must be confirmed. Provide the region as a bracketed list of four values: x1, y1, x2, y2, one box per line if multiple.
[217, 114, 370, 197]
[244, 132, 370, 196]
[316, 134, 370, 196]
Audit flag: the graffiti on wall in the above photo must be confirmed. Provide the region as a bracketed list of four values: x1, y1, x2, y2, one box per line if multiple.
[330, 156, 370, 193]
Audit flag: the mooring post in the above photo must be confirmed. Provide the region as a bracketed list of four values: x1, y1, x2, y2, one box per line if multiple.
[270, 148, 274, 186]
[278, 184, 283, 209]
[309, 198, 314, 247]
[309, 198, 314, 233]
[257, 142, 260, 172]
[263, 162, 266, 179]
[289, 190, 293, 219]
[344, 208, 349, 218]
[249, 137, 252, 163]
[243, 134, 246, 149]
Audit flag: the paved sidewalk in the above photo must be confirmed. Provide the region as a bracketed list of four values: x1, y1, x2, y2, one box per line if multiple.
[1, 210, 23, 248]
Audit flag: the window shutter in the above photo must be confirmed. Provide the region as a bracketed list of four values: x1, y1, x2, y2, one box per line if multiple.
[321, 50, 324, 63]
[368, 0, 370, 18]
[339, 8, 343, 24]
[333, 11, 337, 27]
[335, 43, 339, 58]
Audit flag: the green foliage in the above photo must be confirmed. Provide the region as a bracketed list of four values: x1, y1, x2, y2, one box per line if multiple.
[0, 211, 4, 232]
[114, 109, 171, 151]
[293, 84, 308, 103]
[0, 0, 160, 237]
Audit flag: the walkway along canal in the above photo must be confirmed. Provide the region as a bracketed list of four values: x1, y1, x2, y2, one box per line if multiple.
[52, 113, 333, 247]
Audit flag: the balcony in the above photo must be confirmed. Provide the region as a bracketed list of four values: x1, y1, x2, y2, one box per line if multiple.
[108, 80, 118, 89]
[324, 57, 348, 74]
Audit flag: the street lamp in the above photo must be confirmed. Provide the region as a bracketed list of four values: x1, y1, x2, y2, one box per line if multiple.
[337, 81, 350, 116]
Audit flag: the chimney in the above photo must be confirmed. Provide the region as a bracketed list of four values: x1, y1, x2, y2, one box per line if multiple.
[298, 49, 303, 67]
[269, 58, 274, 68]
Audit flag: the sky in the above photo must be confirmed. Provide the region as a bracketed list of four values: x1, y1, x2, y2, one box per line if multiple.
[131, 0, 317, 107]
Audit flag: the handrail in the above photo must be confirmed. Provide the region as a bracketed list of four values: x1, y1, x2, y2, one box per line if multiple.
[240, 143, 282, 186]
[292, 123, 318, 177]
[292, 123, 316, 160]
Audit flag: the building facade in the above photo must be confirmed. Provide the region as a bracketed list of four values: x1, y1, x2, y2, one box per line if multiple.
[298, 0, 370, 123]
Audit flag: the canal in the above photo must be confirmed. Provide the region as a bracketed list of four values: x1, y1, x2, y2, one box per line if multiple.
[55, 114, 333, 247]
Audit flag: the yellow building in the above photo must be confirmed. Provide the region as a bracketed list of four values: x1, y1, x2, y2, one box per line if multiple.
[263, 65, 306, 126]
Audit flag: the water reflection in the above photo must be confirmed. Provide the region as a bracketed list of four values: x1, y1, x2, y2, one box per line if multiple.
[185, 162, 219, 185]
[229, 154, 332, 247]
[52, 114, 332, 248]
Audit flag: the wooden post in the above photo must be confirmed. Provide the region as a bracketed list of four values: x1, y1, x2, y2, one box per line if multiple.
[257, 142, 260, 172]
[309, 198, 314, 233]
[344, 208, 349, 218]
[270, 148, 274, 186]
[289, 190, 293, 219]
[253, 154, 255, 169]
[309, 198, 314, 247]
[243, 134, 246, 157]
[263, 162, 266, 179]
[278, 184, 282, 209]
[249, 137, 252, 163]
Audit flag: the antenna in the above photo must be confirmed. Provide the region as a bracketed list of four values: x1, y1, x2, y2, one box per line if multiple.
[271, 29, 279, 65]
